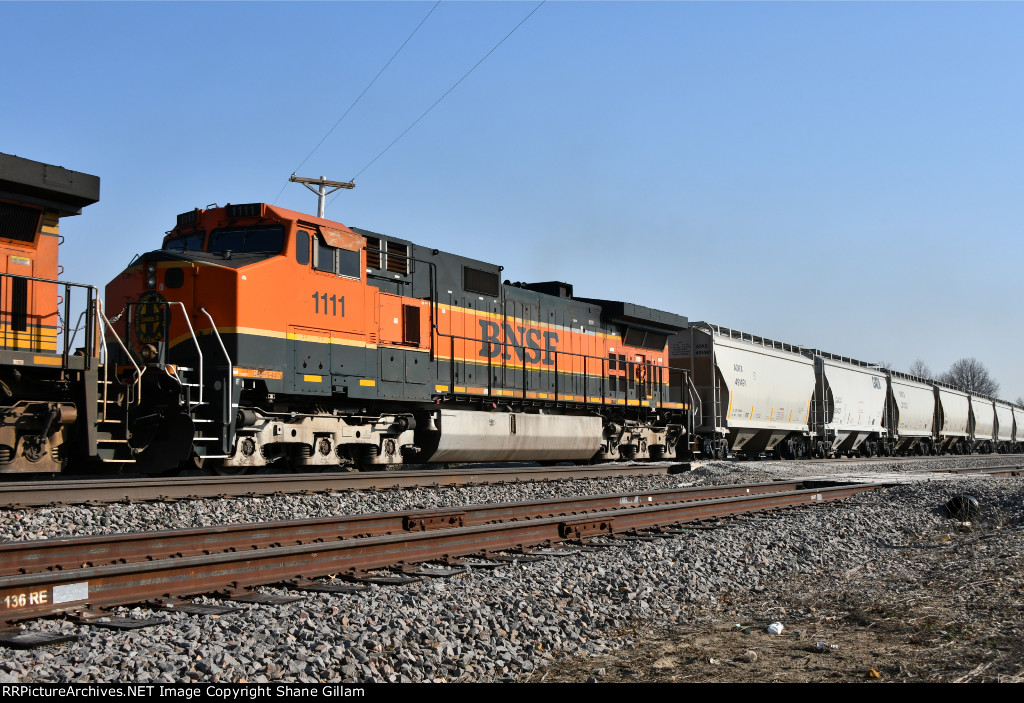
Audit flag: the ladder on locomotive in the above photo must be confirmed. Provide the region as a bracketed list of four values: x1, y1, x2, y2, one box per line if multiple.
[94, 302, 140, 465]
[175, 307, 233, 461]
[175, 364, 222, 453]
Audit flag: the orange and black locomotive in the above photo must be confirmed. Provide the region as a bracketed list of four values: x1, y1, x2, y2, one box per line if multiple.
[0, 153, 102, 472]
[105, 203, 692, 474]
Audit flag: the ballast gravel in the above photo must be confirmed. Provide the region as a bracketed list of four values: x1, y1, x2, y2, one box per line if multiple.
[0, 455, 1021, 683]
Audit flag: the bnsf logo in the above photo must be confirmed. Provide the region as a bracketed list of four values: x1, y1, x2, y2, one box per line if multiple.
[478, 321, 559, 365]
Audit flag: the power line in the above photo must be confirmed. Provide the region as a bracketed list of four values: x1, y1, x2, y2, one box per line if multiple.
[340, 0, 546, 191]
[272, 1, 442, 204]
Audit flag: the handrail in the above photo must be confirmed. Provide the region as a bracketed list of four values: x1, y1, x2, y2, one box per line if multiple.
[167, 302, 203, 406]
[686, 372, 701, 431]
[434, 329, 690, 411]
[96, 299, 143, 410]
[199, 308, 232, 384]
[0, 273, 98, 365]
[198, 308, 233, 460]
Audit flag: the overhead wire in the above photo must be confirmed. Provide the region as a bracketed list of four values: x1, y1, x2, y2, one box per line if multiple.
[272, 0, 442, 204]
[333, 0, 546, 199]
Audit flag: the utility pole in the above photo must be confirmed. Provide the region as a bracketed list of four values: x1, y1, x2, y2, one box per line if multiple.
[288, 174, 355, 219]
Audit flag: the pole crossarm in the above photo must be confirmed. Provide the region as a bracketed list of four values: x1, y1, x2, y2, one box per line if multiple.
[288, 173, 355, 218]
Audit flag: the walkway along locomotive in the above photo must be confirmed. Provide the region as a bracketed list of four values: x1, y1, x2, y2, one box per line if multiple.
[104, 203, 693, 474]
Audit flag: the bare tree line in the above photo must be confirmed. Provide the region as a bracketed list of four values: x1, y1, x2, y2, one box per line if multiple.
[904, 357, 1003, 398]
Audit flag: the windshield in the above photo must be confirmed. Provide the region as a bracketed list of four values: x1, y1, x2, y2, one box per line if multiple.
[208, 226, 285, 255]
[163, 232, 206, 252]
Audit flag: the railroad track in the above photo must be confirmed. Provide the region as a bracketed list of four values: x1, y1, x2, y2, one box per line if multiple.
[2, 454, 1013, 509]
[0, 479, 880, 627]
[0, 462, 689, 508]
[757, 453, 1022, 466]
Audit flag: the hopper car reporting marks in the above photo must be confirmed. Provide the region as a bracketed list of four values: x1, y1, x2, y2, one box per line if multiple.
[670, 323, 1024, 460]
[103, 203, 694, 474]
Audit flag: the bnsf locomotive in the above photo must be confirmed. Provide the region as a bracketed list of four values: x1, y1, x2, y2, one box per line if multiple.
[0, 153, 101, 473]
[104, 203, 692, 474]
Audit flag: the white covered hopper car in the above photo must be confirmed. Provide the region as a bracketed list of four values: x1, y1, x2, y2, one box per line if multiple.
[670, 322, 1023, 459]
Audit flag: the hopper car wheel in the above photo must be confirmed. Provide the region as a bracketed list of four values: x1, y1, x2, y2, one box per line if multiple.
[701, 439, 714, 459]
[777, 442, 791, 461]
[714, 442, 727, 460]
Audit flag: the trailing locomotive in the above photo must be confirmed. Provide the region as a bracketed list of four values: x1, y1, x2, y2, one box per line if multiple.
[0, 153, 103, 473]
[104, 203, 692, 474]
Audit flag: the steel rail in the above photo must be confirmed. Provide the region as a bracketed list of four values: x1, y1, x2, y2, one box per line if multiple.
[924, 465, 1023, 477]
[0, 480, 817, 577]
[0, 463, 690, 508]
[0, 483, 881, 623]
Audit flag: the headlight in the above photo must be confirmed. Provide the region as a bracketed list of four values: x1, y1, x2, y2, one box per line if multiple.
[146, 275, 157, 288]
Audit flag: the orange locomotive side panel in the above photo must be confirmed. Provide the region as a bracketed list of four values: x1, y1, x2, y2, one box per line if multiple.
[0, 204, 61, 353]
[433, 303, 679, 408]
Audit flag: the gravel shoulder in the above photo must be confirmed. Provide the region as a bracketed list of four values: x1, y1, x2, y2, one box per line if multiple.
[0, 456, 1021, 683]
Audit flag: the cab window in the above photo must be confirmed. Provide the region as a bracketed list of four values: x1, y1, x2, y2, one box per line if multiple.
[313, 235, 360, 279]
[208, 225, 285, 255]
[164, 232, 206, 252]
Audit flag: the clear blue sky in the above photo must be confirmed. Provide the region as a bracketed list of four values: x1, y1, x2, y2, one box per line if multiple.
[4, 1, 1023, 400]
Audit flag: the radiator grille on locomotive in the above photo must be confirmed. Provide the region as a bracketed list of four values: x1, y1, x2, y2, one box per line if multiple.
[464, 266, 500, 297]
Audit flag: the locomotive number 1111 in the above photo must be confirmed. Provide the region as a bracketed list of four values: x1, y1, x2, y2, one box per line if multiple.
[311, 292, 345, 316]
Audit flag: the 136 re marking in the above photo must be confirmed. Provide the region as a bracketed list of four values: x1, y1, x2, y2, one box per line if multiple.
[2, 589, 48, 609]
